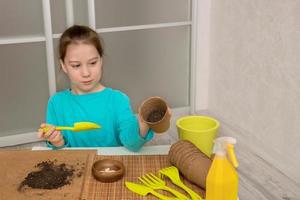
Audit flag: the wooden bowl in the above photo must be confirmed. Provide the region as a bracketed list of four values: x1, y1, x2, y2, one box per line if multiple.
[92, 159, 125, 182]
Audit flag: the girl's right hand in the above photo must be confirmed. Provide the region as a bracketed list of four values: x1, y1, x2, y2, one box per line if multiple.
[38, 123, 65, 147]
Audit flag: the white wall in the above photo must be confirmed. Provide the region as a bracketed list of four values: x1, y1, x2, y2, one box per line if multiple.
[195, 0, 211, 111]
[197, 0, 300, 183]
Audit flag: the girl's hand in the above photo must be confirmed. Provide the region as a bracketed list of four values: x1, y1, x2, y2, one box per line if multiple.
[38, 123, 65, 147]
[138, 114, 150, 138]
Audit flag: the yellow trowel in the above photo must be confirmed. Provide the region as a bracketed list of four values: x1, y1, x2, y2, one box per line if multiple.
[40, 122, 101, 132]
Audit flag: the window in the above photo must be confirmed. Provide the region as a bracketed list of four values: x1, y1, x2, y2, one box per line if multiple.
[0, 0, 194, 146]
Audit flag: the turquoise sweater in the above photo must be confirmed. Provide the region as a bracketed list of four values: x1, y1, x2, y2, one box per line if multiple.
[46, 88, 153, 151]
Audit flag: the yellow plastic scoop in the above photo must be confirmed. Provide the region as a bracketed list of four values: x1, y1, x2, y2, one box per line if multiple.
[41, 122, 101, 132]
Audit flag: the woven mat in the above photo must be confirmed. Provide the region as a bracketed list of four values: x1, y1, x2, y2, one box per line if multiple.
[81, 155, 205, 200]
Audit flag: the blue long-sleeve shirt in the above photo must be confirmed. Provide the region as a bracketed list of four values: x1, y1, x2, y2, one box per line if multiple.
[46, 87, 153, 151]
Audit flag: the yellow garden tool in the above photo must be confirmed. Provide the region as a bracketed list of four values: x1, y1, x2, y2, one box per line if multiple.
[125, 181, 179, 200]
[40, 122, 101, 132]
[159, 166, 203, 200]
[138, 173, 188, 200]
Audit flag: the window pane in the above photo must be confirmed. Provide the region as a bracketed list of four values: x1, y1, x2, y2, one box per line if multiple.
[73, 0, 89, 26]
[0, 0, 44, 37]
[0, 43, 49, 136]
[95, 0, 191, 28]
[53, 39, 70, 91]
[51, 0, 67, 34]
[51, 0, 90, 34]
[101, 27, 190, 111]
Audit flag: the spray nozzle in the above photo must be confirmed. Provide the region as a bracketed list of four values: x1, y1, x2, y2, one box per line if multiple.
[213, 137, 239, 168]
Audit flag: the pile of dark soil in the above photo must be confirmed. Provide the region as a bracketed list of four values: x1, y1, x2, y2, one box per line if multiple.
[18, 160, 77, 191]
[147, 109, 165, 122]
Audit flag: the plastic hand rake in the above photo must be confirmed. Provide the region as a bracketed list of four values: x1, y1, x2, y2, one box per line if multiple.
[159, 166, 203, 200]
[138, 173, 188, 200]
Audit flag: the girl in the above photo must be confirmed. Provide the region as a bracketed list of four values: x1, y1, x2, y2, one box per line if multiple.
[38, 25, 155, 151]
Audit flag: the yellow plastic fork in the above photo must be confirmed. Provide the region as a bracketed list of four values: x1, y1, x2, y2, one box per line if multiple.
[125, 181, 179, 200]
[159, 166, 203, 200]
[138, 173, 188, 200]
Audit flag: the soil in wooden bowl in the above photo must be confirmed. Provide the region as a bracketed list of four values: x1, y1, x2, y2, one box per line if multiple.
[147, 109, 165, 122]
[18, 160, 83, 191]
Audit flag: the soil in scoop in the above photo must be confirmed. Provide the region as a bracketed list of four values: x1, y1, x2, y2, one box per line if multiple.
[147, 109, 165, 122]
[18, 160, 75, 191]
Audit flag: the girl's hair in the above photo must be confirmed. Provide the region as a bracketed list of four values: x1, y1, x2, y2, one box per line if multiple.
[59, 25, 104, 61]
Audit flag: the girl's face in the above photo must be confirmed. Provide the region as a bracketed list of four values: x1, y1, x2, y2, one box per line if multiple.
[60, 42, 103, 94]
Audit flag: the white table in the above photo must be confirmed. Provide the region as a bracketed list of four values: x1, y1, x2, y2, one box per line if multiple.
[32, 145, 170, 155]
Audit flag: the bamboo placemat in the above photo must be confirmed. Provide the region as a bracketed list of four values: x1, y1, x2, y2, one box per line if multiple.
[81, 155, 205, 200]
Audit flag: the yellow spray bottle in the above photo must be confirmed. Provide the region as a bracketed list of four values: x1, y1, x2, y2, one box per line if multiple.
[206, 137, 239, 200]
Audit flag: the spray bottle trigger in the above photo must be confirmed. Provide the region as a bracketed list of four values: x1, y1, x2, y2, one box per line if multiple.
[227, 144, 239, 168]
